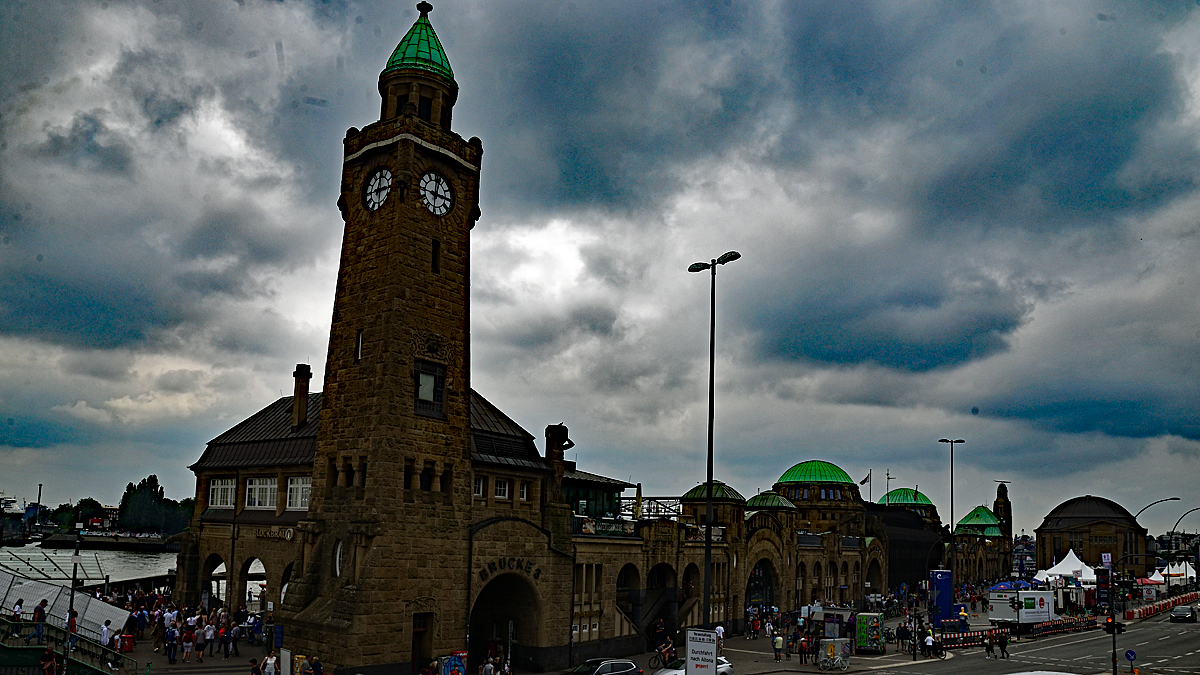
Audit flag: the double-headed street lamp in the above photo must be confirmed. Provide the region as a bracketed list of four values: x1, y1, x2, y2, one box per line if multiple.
[938, 438, 964, 598]
[688, 250, 741, 629]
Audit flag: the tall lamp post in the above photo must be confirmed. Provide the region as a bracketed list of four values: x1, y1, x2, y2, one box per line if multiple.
[1171, 507, 1200, 588]
[688, 250, 741, 629]
[1130, 497, 1179, 578]
[938, 438, 964, 599]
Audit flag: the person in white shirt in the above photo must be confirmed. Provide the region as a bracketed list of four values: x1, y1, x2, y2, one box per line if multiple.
[715, 624, 724, 654]
[9, 599, 22, 638]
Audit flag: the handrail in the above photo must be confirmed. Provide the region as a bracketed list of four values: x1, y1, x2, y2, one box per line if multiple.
[0, 615, 138, 675]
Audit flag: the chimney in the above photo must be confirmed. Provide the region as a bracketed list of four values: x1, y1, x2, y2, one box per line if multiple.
[291, 364, 312, 431]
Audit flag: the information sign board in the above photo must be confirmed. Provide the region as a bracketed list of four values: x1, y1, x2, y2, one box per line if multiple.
[685, 629, 717, 675]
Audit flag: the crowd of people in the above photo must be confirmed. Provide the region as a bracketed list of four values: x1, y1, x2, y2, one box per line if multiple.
[9, 587, 284, 675]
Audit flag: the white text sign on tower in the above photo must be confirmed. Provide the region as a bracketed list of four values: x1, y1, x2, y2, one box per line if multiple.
[686, 629, 718, 675]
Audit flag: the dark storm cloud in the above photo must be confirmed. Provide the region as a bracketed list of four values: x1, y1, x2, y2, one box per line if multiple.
[35, 112, 134, 176]
[504, 303, 619, 351]
[59, 350, 136, 382]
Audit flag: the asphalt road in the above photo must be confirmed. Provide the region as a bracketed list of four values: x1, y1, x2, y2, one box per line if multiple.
[689, 611, 1200, 675]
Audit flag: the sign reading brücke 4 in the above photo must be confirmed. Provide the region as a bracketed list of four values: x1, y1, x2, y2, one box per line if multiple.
[478, 557, 541, 582]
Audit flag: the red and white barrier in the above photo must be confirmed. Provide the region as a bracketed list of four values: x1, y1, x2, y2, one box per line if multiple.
[1123, 591, 1199, 620]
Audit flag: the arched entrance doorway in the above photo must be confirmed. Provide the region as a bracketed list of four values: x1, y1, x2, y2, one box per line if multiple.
[469, 574, 541, 674]
[201, 553, 226, 610]
[745, 559, 776, 611]
[616, 563, 643, 627]
[866, 559, 883, 599]
[239, 557, 267, 611]
[279, 562, 295, 606]
[811, 562, 822, 603]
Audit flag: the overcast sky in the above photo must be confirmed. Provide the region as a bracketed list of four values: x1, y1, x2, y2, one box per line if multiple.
[3, 0, 1200, 542]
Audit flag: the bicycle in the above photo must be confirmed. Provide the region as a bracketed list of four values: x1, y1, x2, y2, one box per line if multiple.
[647, 647, 676, 670]
[881, 626, 896, 643]
[817, 654, 849, 671]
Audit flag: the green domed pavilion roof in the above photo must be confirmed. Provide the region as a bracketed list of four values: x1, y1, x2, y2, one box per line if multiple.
[383, 3, 454, 81]
[954, 505, 1002, 536]
[777, 460, 854, 485]
[878, 488, 933, 506]
[746, 491, 798, 510]
[957, 505, 1001, 526]
[681, 480, 745, 502]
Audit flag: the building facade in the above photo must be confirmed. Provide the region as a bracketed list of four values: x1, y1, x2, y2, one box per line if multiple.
[174, 6, 1005, 674]
[1035, 495, 1150, 578]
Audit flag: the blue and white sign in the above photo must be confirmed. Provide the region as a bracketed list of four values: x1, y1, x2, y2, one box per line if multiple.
[1125, 650, 1136, 662]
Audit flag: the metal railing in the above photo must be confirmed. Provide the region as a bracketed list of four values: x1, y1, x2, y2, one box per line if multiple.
[1, 615, 138, 675]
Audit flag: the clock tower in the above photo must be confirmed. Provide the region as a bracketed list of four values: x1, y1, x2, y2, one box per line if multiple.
[278, 4, 483, 672]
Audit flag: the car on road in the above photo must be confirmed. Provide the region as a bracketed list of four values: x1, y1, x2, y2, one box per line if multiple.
[651, 656, 733, 675]
[1169, 605, 1197, 623]
[567, 659, 642, 675]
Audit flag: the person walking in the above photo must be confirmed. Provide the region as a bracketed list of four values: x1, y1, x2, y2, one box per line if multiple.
[25, 599, 48, 645]
[195, 619, 206, 662]
[264, 650, 278, 675]
[206, 620, 217, 657]
[67, 610, 79, 652]
[182, 627, 195, 664]
[772, 632, 784, 662]
[998, 631, 1009, 659]
[984, 632, 996, 659]
[10, 598, 23, 638]
[250, 658, 262, 675]
[165, 623, 179, 665]
[220, 624, 232, 660]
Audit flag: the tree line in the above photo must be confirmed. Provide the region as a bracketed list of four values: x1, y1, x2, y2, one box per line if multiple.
[49, 474, 193, 536]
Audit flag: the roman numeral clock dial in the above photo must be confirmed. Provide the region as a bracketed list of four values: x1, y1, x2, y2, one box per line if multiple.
[364, 168, 392, 211]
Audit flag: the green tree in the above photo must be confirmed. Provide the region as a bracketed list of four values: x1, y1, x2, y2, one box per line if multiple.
[116, 475, 192, 535]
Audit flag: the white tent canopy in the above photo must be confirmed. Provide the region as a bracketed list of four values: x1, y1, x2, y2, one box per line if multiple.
[1042, 549, 1095, 580]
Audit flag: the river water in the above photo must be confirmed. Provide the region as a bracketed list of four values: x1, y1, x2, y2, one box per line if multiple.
[5, 542, 177, 583]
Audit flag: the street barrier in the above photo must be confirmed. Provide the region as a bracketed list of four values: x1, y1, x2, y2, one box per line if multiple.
[939, 627, 1011, 649]
[1123, 591, 1199, 620]
[1029, 617, 1097, 637]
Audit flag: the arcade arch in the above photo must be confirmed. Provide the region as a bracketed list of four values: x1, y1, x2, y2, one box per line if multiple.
[745, 558, 777, 610]
[201, 553, 227, 609]
[469, 573, 542, 673]
[238, 557, 267, 610]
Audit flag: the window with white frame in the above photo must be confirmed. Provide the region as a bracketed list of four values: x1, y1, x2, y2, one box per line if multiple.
[494, 478, 510, 500]
[209, 478, 235, 508]
[286, 476, 311, 510]
[245, 477, 278, 509]
[520, 481, 529, 501]
[474, 475, 486, 497]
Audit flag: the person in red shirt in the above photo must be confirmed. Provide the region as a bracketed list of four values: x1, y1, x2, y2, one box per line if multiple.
[182, 628, 195, 663]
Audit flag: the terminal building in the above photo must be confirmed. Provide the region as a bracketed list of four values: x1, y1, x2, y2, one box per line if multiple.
[173, 5, 1011, 674]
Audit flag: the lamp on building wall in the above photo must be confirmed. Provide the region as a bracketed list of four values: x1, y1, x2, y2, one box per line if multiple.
[688, 250, 740, 629]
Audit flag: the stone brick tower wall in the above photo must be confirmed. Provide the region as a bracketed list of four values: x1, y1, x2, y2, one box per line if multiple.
[277, 5, 483, 673]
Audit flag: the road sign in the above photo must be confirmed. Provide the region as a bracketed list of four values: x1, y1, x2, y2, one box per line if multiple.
[1125, 649, 1136, 662]
[686, 628, 717, 675]
[1103, 552, 1112, 568]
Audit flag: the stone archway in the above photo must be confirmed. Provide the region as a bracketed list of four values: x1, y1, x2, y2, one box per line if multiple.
[746, 559, 777, 610]
[682, 563, 701, 600]
[866, 559, 883, 597]
[469, 573, 542, 674]
[616, 563, 643, 626]
[201, 553, 226, 610]
[279, 561, 295, 606]
[238, 557, 267, 611]
[811, 562, 822, 603]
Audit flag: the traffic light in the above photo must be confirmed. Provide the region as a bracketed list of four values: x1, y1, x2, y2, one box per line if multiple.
[1116, 621, 1126, 634]
[1103, 616, 1115, 634]
[1009, 597, 1021, 611]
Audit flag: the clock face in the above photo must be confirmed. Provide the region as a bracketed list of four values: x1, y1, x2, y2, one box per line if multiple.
[419, 171, 453, 216]
[364, 168, 392, 211]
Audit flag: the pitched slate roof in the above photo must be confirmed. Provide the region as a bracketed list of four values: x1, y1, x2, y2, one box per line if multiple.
[191, 389, 548, 471]
[562, 463, 634, 489]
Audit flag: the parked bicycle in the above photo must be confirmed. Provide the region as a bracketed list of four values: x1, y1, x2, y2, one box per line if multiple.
[881, 626, 896, 643]
[817, 654, 849, 671]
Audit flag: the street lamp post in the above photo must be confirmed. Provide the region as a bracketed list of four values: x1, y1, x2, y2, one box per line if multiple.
[688, 250, 741, 629]
[1134, 497, 1180, 520]
[938, 439, 964, 600]
[1171, 507, 1200, 589]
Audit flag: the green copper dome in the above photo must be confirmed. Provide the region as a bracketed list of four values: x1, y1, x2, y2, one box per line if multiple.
[746, 491, 798, 510]
[954, 505, 1002, 536]
[383, 2, 454, 81]
[777, 460, 854, 485]
[878, 488, 933, 506]
[681, 480, 746, 502]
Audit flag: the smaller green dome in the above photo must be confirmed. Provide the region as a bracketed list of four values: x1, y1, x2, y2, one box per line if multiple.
[777, 460, 854, 485]
[682, 480, 745, 502]
[957, 505, 1001, 527]
[746, 491, 798, 510]
[878, 488, 933, 506]
[383, 3, 454, 81]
